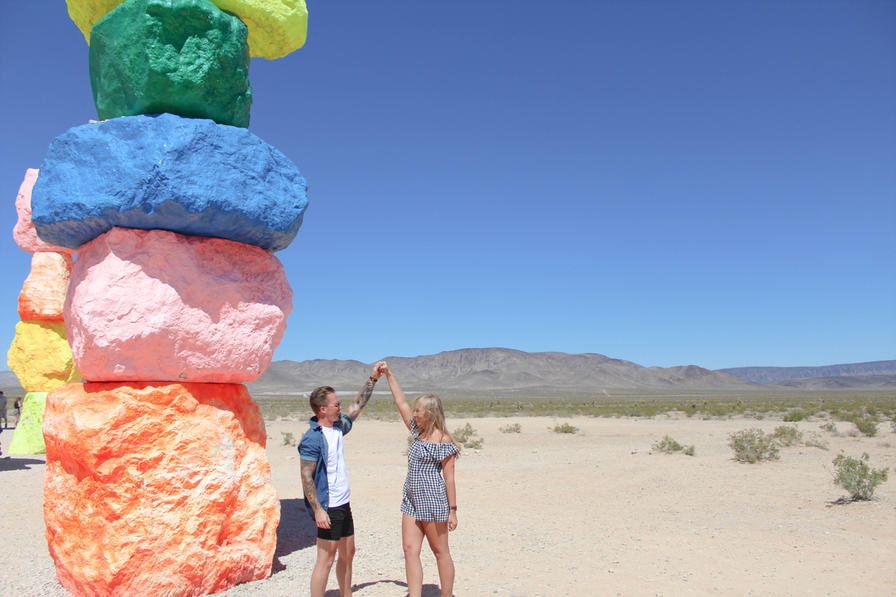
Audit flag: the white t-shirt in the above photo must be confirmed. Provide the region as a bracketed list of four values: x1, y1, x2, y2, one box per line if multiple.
[321, 425, 351, 507]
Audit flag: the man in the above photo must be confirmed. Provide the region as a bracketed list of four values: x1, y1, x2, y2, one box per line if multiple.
[0, 391, 7, 429]
[299, 362, 385, 597]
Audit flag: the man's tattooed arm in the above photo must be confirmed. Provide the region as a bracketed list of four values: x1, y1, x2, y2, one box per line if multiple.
[301, 459, 330, 529]
[300, 460, 322, 511]
[344, 376, 377, 422]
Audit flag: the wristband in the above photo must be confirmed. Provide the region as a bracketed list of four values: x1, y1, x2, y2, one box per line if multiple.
[449, 506, 457, 510]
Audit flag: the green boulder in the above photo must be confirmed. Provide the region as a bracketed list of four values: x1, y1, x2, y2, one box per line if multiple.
[8, 392, 48, 455]
[89, 0, 252, 127]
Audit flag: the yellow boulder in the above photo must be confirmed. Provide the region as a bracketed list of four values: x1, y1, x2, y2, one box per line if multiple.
[66, 0, 308, 60]
[7, 321, 81, 392]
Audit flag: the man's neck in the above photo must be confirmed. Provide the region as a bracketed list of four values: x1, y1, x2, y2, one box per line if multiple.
[317, 415, 335, 428]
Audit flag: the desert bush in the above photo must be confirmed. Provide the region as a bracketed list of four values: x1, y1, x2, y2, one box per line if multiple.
[281, 431, 297, 447]
[728, 428, 780, 463]
[453, 423, 483, 449]
[499, 423, 522, 434]
[850, 415, 880, 437]
[832, 453, 889, 501]
[552, 422, 578, 434]
[771, 425, 803, 447]
[783, 410, 806, 422]
[652, 435, 683, 453]
[819, 421, 838, 434]
[651, 435, 693, 455]
[834, 409, 880, 437]
[802, 431, 829, 450]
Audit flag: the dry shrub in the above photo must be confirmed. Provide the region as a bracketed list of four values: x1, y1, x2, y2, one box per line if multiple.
[729, 428, 779, 463]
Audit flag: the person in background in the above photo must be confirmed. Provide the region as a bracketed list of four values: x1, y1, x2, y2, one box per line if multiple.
[13, 397, 22, 427]
[380, 362, 459, 597]
[0, 391, 7, 429]
[298, 362, 386, 597]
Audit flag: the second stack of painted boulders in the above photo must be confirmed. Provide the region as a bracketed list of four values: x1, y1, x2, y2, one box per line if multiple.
[27, 1, 310, 595]
[7, 169, 80, 455]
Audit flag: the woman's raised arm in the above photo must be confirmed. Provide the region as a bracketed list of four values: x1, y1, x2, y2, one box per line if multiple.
[383, 363, 412, 430]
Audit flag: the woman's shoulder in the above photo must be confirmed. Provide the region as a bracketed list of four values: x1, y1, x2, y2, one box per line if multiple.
[420, 429, 450, 443]
[427, 432, 457, 455]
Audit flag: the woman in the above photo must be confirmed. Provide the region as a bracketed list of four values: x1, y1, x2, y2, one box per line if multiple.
[380, 362, 458, 597]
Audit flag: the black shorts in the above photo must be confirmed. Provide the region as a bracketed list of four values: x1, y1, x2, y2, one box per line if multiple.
[317, 502, 355, 541]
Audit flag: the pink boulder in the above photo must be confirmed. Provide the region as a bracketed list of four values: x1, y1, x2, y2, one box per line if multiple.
[18, 252, 73, 321]
[65, 227, 293, 382]
[43, 382, 280, 597]
[12, 169, 76, 254]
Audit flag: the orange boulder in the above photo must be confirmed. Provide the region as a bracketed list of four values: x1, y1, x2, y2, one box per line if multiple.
[18, 251, 73, 320]
[43, 382, 280, 597]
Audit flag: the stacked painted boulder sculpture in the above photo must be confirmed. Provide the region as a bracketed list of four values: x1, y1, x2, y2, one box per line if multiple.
[7, 169, 80, 455]
[24, 0, 309, 594]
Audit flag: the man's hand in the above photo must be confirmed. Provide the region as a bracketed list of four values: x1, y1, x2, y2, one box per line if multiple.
[315, 508, 332, 529]
[372, 360, 387, 379]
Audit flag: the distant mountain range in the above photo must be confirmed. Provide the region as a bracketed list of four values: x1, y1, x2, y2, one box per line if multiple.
[247, 349, 896, 396]
[3, 350, 892, 397]
[719, 361, 896, 387]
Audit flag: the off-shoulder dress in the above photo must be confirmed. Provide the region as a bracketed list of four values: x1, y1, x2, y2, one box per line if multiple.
[401, 420, 458, 522]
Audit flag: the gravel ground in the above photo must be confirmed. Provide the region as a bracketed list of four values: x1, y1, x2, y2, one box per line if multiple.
[2, 415, 895, 596]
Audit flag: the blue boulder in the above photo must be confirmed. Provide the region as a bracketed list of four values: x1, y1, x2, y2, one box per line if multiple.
[32, 114, 307, 252]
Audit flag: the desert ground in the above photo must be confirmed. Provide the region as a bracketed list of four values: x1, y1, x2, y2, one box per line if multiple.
[1, 413, 894, 596]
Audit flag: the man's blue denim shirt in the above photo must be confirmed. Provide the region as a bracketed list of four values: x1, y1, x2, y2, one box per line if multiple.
[298, 413, 353, 518]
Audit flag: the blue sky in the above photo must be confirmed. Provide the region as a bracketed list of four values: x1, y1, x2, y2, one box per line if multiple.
[1, 1, 893, 370]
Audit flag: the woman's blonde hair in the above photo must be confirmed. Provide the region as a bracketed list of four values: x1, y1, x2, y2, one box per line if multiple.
[414, 394, 461, 454]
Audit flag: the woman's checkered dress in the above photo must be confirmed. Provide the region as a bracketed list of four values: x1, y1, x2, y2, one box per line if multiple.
[401, 420, 458, 522]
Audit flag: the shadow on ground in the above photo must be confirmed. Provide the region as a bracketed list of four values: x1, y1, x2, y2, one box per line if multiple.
[272, 498, 318, 572]
[325, 580, 442, 596]
[0, 457, 45, 472]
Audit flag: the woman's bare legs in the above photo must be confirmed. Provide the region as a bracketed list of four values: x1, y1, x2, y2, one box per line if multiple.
[422, 521, 454, 597]
[402, 514, 426, 597]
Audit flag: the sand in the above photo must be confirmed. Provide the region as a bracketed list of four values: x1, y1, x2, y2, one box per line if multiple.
[1, 414, 894, 596]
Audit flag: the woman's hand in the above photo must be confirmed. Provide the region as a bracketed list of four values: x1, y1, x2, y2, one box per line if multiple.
[447, 510, 458, 531]
[371, 361, 387, 379]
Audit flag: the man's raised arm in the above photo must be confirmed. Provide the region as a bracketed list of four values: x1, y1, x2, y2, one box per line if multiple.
[344, 361, 386, 422]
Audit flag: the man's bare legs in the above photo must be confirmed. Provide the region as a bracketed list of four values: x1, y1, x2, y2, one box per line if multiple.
[335, 535, 355, 596]
[310, 539, 337, 597]
[310, 536, 355, 597]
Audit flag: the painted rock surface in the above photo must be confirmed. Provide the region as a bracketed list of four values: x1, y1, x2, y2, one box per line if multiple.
[66, 228, 292, 382]
[44, 382, 279, 596]
[67, 0, 308, 59]
[31, 113, 307, 251]
[90, 0, 252, 127]
[7, 392, 48, 455]
[18, 252, 73, 321]
[12, 169, 76, 254]
[7, 321, 81, 392]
